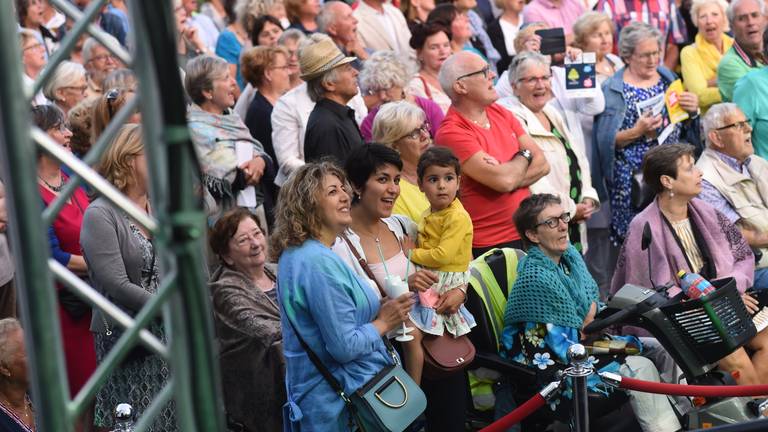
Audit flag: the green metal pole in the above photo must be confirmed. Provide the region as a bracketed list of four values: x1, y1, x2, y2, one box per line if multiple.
[128, 0, 225, 430]
[0, 3, 72, 432]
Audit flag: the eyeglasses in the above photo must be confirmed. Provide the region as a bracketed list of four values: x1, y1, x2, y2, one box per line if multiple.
[22, 42, 44, 52]
[634, 50, 661, 61]
[716, 119, 751, 132]
[62, 85, 88, 94]
[456, 64, 491, 81]
[399, 122, 431, 141]
[535, 212, 571, 229]
[89, 53, 116, 63]
[270, 64, 292, 70]
[517, 74, 552, 85]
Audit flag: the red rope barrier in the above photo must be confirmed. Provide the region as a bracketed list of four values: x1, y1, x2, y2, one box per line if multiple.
[479, 393, 546, 432]
[619, 376, 768, 397]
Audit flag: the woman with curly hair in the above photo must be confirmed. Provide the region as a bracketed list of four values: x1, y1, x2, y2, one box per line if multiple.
[271, 161, 415, 431]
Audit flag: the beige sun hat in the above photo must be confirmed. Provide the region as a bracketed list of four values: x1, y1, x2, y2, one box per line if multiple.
[299, 38, 357, 81]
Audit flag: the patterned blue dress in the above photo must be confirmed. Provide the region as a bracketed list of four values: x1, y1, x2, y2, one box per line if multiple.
[610, 78, 681, 245]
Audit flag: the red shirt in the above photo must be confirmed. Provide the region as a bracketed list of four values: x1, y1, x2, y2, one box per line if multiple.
[436, 103, 530, 247]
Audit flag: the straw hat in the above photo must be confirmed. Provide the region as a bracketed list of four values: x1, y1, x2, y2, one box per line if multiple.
[299, 38, 357, 80]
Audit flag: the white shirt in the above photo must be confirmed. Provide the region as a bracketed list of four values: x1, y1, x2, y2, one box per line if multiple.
[499, 17, 521, 57]
[271, 83, 368, 185]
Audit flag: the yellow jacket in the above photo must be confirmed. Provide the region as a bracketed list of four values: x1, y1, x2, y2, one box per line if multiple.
[411, 199, 473, 272]
[681, 33, 733, 112]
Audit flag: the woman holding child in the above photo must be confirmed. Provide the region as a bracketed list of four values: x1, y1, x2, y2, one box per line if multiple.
[332, 143, 472, 432]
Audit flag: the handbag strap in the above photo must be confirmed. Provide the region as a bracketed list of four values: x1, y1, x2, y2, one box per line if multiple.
[281, 301, 400, 404]
[341, 233, 388, 298]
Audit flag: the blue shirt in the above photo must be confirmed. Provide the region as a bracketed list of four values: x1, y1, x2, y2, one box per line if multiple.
[733, 68, 768, 158]
[215, 30, 245, 90]
[278, 239, 393, 431]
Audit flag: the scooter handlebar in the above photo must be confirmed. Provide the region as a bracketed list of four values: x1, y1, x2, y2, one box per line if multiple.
[583, 305, 638, 334]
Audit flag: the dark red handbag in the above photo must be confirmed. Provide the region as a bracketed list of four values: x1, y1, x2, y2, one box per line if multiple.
[422, 333, 475, 379]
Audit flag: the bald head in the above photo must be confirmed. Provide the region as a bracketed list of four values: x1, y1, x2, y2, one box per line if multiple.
[318, 1, 358, 45]
[438, 51, 486, 101]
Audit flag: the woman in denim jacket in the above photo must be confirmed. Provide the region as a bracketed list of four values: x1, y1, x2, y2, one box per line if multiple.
[592, 22, 701, 249]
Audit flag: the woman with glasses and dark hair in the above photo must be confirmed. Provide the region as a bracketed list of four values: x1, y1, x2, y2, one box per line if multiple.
[498, 52, 600, 253]
[358, 50, 444, 142]
[612, 143, 768, 385]
[32, 104, 98, 429]
[501, 193, 681, 432]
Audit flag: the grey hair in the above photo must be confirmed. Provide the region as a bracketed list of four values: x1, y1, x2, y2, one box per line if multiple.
[358, 51, 417, 93]
[317, 1, 341, 34]
[235, 0, 283, 33]
[82, 34, 120, 65]
[702, 102, 743, 146]
[617, 22, 663, 61]
[17, 28, 38, 47]
[43, 61, 86, 101]
[508, 51, 551, 86]
[103, 68, 137, 92]
[0, 318, 22, 366]
[727, 0, 766, 26]
[372, 101, 425, 146]
[307, 67, 343, 102]
[278, 28, 306, 45]
[690, 0, 730, 30]
[184, 55, 230, 105]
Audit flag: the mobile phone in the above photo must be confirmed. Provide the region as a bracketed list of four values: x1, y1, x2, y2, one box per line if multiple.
[535, 28, 566, 55]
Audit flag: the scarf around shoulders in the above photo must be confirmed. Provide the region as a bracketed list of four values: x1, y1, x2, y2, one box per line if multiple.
[505, 245, 598, 329]
[187, 104, 265, 182]
[611, 198, 754, 296]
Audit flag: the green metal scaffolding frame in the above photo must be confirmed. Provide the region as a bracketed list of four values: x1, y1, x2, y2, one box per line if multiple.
[0, 1, 224, 430]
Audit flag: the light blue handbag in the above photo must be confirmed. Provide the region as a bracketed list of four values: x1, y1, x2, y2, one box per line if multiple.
[285, 314, 426, 431]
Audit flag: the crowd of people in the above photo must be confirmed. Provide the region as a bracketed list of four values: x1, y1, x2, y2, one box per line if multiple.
[4, 0, 768, 431]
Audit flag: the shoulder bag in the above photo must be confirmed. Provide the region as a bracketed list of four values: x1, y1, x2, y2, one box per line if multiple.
[283, 310, 426, 431]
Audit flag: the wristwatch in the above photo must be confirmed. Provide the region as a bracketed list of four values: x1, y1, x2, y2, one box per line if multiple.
[514, 149, 533, 164]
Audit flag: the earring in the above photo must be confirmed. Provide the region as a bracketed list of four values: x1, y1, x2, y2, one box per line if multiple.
[669, 189, 675, 198]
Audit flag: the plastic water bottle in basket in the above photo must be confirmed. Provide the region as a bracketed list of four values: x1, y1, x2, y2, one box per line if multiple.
[678, 270, 716, 299]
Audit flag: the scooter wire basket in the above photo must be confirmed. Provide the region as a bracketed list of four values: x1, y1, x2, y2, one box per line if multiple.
[659, 277, 756, 365]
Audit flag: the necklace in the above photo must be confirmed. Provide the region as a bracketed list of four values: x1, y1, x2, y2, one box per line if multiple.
[38, 174, 65, 192]
[357, 221, 383, 243]
[471, 118, 490, 129]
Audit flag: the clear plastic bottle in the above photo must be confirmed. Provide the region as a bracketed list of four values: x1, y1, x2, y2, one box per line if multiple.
[678, 270, 716, 299]
[111, 403, 135, 432]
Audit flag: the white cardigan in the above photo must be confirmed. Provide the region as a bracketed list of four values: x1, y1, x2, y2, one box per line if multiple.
[270, 83, 368, 185]
[497, 96, 600, 250]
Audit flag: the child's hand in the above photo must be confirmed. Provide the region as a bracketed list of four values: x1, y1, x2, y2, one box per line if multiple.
[408, 269, 438, 292]
[435, 287, 466, 314]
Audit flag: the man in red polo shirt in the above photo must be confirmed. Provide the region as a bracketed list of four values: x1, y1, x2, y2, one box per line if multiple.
[435, 51, 549, 257]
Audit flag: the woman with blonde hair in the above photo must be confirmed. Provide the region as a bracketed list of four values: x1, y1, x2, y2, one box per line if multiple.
[680, 0, 732, 112]
[81, 124, 177, 430]
[372, 101, 432, 223]
[271, 161, 414, 431]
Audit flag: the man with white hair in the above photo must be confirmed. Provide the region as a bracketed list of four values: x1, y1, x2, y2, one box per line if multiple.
[82, 36, 120, 98]
[717, 0, 767, 101]
[317, 1, 368, 65]
[697, 102, 768, 289]
[435, 51, 549, 257]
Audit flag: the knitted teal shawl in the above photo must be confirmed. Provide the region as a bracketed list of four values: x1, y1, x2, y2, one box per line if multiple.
[504, 245, 598, 329]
